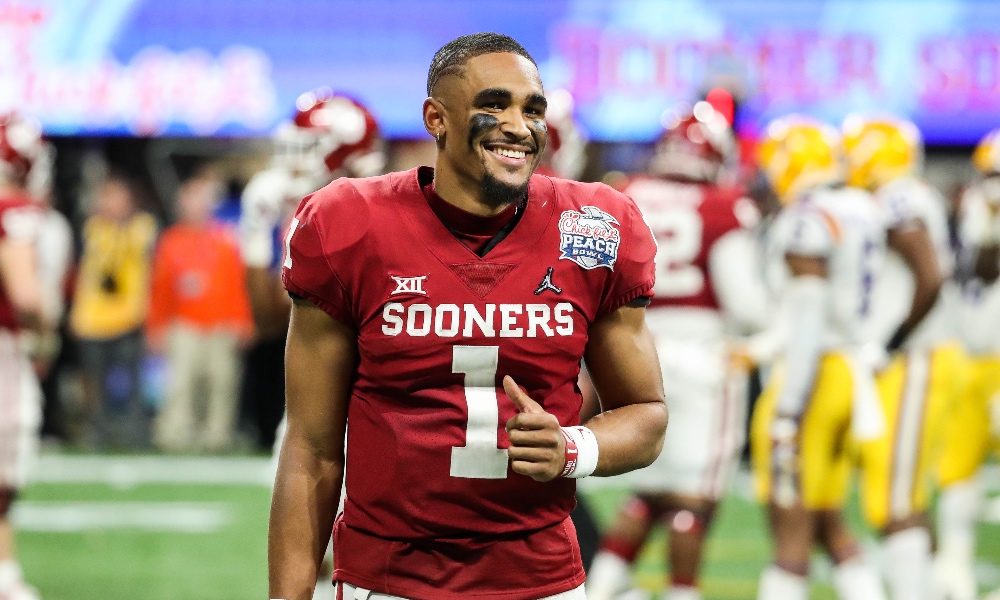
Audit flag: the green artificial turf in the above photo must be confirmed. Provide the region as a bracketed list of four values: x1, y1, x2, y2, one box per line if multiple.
[17, 482, 270, 600]
[12, 458, 1000, 600]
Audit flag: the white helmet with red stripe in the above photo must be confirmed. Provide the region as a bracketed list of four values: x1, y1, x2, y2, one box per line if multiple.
[650, 101, 735, 183]
[272, 89, 385, 189]
[0, 113, 50, 192]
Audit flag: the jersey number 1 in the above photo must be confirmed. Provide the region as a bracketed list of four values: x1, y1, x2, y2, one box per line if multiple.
[450, 345, 509, 479]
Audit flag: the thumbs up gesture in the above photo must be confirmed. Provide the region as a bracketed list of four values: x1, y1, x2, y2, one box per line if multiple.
[503, 375, 566, 482]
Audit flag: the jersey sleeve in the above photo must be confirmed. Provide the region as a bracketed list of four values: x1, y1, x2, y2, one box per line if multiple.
[0, 204, 42, 242]
[959, 186, 999, 246]
[597, 190, 657, 317]
[783, 206, 837, 258]
[710, 228, 770, 332]
[878, 181, 921, 230]
[281, 188, 354, 325]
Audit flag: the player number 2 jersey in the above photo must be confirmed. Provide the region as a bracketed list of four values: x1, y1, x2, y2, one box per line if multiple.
[624, 176, 752, 310]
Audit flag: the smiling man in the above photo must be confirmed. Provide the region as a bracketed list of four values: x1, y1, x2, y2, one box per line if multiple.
[268, 33, 667, 600]
[427, 44, 548, 212]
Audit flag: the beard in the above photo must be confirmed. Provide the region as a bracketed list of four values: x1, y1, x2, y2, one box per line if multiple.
[480, 170, 528, 210]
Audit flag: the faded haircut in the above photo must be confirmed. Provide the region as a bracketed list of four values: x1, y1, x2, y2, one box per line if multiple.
[426, 32, 537, 96]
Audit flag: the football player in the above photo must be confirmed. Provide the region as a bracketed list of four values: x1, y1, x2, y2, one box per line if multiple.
[842, 115, 963, 600]
[0, 113, 54, 600]
[587, 101, 769, 600]
[240, 89, 385, 447]
[269, 33, 667, 600]
[239, 89, 385, 600]
[747, 116, 887, 600]
[22, 125, 72, 438]
[240, 88, 385, 340]
[934, 127, 1000, 600]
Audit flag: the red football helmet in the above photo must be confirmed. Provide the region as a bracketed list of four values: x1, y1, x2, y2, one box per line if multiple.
[649, 101, 735, 183]
[272, 89, 385, 186]
[0, 113, 48, 189]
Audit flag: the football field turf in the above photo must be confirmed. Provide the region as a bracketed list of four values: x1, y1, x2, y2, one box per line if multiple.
[13, 455, 1000, 600]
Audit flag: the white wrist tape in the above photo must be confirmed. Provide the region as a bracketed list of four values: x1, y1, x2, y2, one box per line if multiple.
[559, 426, 599, 478]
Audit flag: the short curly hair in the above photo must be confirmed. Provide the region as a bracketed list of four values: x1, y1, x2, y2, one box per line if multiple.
[426, 32, 537, 96]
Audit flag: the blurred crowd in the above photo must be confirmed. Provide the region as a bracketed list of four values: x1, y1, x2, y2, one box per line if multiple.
[1, 80, 999, 600]
[29, 166, 258, 454]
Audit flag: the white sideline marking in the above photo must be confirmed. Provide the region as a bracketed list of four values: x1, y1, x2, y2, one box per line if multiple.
[30, 455, 1000, 491]
[33, 454, 274, 487]
[12, 502, 232, 533]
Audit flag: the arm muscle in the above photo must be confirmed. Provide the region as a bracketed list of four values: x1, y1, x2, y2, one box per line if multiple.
[268, 299, 356, 600]
[582, 305, 667, 476]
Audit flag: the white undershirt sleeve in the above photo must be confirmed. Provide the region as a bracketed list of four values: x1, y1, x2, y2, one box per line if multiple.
[709, 228, 770, 333]
[775, 274, 829, 418]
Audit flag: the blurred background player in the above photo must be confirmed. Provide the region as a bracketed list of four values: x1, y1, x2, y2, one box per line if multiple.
[747, 116, 887, 600]
[18, 127, 72, 427]
[842, 114, 962, 600]
[68, 173, 157, 449]
[587, 101, 769, 600]
[0, 113, 56, 600]
[934, 127, 1000, 600]
[146, 170, 254, 453]
[239, 88, 385, 451]
[239, 89, 384, 600]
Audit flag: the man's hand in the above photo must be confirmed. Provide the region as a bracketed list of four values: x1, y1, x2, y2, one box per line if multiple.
[726, 341, 755, 373]
[503, 375, 566, 482]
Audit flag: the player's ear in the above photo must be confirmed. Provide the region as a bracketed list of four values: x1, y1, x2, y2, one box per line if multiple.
[423, 97, 446, 141]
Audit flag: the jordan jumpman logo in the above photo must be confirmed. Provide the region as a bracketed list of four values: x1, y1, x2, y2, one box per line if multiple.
[533, 267, 562, 295]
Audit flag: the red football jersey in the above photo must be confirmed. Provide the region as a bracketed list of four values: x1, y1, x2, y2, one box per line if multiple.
[0, 194, 42, 331]
[282, 166, 656, 599]
[623, 176, 752, 311]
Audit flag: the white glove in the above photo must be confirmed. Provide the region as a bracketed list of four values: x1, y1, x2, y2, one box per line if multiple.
[857, 341, 890, 372]
[849, 346, 887, 441]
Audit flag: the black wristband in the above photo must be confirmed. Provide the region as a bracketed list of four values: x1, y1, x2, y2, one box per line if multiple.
[885, 324, 909, 353]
